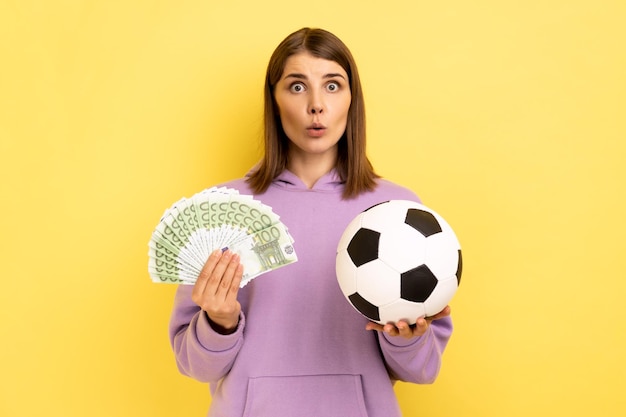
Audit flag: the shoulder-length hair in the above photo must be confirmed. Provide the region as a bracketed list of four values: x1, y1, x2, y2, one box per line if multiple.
[246, 27, 379, 199]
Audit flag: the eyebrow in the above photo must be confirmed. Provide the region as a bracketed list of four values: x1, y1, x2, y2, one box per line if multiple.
[283, 72, 347, 81]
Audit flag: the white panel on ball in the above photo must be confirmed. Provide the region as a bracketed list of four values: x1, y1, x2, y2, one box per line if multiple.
[424, 232, 460, 279]
[355, 260, 401, 306]
[379, 299, 426, 324]
[378, 224, 427, 273]
[335, 250, 358, 295]
[360, 200, 414, 231]
[423, 275, 458, 317]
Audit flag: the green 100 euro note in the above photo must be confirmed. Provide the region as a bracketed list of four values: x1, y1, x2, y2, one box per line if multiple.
[148, 187, 297, 287]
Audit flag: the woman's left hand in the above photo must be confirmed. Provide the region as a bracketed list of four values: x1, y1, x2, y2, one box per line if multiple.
[365, 305, 451, 339]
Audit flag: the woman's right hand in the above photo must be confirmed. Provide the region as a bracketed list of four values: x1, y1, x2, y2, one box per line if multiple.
[191, 249, 243, 334]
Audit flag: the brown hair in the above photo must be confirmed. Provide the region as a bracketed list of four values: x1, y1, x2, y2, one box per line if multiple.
[246, 27, 379, 199]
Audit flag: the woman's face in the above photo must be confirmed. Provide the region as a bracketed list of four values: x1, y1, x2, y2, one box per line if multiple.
[274, 52, 351, 165]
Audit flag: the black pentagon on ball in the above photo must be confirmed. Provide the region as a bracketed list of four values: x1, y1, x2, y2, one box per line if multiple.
[404, 208, 442, 237]
[348, 292, 380, 322]
[456, 250, 463, 285]
[347, 228, 380, 267]
[400, 264, 439, 302]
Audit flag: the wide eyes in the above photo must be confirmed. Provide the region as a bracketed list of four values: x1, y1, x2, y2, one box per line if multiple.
[326, 82, 339, 92]
[288, 81, 341, 93]
[290, 83, 305, 93]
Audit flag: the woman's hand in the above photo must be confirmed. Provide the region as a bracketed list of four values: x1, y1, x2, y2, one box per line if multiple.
[365, 305, 451, 340]
[191, 249, 244, 334]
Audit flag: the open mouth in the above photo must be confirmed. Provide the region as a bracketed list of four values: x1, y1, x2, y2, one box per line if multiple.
[307, 123, 327, 136]
[306, 126, 326, 137]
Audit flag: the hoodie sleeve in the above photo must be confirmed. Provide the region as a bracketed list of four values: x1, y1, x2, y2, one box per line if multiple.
[168, 285, 245, 384]
[376, 316, 453, 384]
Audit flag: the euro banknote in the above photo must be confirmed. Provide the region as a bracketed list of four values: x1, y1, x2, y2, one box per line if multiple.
[148, 187, 297, 287]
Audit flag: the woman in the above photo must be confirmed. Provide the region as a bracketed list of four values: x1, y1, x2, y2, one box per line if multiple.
[169, 27, 452, 417]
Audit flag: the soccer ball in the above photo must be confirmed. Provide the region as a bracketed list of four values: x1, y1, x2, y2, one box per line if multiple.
[336, 200, 462, 325]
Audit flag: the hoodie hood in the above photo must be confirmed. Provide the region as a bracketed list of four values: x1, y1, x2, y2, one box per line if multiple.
[245, 168, 345, 193]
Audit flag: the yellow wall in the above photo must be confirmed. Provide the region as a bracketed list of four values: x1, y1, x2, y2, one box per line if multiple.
[1, 1, 624, 416]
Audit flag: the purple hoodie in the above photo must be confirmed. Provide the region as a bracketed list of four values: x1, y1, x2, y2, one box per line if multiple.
[169, 169, 453, 417]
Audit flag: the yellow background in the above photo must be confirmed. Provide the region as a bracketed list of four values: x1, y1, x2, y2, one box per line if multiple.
[1, 1, 624, 416]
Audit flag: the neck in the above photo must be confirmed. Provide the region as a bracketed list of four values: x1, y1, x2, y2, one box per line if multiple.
[287, 153, 337, 189]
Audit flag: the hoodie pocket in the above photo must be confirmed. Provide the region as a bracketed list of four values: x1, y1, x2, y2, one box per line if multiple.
[242, 374, 369, 417]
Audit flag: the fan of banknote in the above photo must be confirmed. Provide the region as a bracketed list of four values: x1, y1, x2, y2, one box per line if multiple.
[148, 187, 297, 287]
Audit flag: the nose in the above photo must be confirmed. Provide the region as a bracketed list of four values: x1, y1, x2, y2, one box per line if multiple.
[308, 92, 324, 114]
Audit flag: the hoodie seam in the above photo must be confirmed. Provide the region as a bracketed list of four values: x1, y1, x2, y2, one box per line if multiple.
[269, 186, 343, 194]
